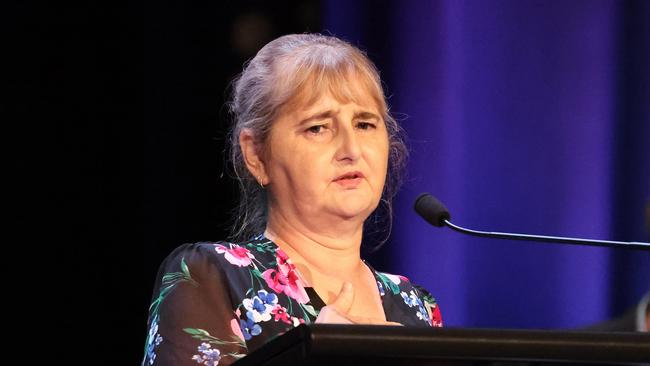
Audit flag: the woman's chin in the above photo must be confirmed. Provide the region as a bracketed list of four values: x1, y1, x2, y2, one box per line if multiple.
[330, 200, 376, 221]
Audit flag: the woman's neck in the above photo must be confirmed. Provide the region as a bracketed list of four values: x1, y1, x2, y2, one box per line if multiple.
[264, 209, 366, 285]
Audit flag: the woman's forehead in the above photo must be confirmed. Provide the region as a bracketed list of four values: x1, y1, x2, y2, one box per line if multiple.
[288, 73, 383, 114]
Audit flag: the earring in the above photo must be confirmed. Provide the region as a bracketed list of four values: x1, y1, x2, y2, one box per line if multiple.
[257, 176, 265, 188]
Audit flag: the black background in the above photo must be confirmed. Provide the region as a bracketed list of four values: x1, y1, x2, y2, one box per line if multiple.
[9, 1, 325, 363]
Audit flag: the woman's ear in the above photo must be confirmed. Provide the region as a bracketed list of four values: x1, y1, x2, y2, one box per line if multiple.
[239, 128, 268, 186]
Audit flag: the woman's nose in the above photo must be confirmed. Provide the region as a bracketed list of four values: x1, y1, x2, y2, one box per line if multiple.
[335, 124, 361, 162]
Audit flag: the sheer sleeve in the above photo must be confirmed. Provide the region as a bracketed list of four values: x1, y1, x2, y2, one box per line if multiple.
[143, 243, 247, 366]
[414, 284, 443, 327]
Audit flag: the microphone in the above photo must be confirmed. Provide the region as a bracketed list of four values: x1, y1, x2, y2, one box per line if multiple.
[414, 193, 650, 250]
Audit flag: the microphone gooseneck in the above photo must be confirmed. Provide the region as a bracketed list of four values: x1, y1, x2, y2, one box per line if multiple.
[414, 193, 650, 250]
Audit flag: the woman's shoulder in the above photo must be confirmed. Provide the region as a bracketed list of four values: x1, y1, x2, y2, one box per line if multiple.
[150, 235, 285, 299]
[373, 269, 443, 327]
[156, 237, 278, 281]
[372, 269, 425, 296]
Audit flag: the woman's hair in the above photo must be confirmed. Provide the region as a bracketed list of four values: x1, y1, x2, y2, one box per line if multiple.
[227, 33, 408, 248]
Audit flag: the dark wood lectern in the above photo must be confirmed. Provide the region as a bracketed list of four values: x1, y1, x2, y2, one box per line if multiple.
[233, 324, 650, 366]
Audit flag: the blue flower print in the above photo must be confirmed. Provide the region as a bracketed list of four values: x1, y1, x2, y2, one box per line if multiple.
[257, 289, 278, 306]
[401, 290, 431, 325]
[240, 318, 262, 340]
[251, 297, 266, 313]
[377, 281, 385, 297]
[145, 315, 164, 365]
[191, 342, 222, 366]
[400, 291, 418, 307]
[414, 298, 432, 326]
[243, 290, 277, 322]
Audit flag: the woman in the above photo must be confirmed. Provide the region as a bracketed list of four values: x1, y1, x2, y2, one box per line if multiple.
[142, 33, 442, 366]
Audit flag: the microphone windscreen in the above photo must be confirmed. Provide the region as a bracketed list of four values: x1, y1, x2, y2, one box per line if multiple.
[414, 193, 451, 227]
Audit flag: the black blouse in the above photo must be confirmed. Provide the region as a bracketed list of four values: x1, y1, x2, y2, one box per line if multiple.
[142, 235, 442, 366]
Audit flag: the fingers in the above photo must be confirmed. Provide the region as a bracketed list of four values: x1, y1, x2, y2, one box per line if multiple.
[345, 314, 404, 326]
[315, 281, 403, 326]
[315, 282, 355, 324]
[329, 281, 355, 315]
[316, 308, 402, 326]
[315, 306, 354, 324]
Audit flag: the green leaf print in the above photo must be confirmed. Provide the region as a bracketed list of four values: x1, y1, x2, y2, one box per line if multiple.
[183, 328, 247, 349]
[301, 304, 319, 317]
[376, 272, 401, 295]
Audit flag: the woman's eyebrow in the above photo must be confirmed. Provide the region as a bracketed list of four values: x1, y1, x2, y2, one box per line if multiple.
[297, 110, 381, 126]
[297, 110, 336, 126]
[354, 111, 381, 120]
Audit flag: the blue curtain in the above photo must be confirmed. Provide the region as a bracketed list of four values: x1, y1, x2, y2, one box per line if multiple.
[324, 0, 650, 328]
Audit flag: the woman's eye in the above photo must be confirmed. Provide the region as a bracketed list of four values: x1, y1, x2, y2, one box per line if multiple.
[356, 121, 376, 130]
[306, 125, 325, 134]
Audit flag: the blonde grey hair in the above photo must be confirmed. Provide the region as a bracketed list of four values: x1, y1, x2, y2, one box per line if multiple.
[227, 33, 407, 248]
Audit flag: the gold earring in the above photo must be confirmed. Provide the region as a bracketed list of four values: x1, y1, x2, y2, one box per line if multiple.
[258, 176, 265, 188]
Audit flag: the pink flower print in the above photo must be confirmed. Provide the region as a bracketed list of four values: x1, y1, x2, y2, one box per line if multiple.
[214, 244, 255, 267]
[282, 269, 309, 303]
[271, 305, 291, 324]
[276, 248, 290, 264]
[262, 268, 285, 293]
[262, 249, 309, 303]
[431, 304, 443, 327]
[275, 249, 293, 274]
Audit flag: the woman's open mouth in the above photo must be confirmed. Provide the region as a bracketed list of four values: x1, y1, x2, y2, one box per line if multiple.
[334, 171, 364, 188]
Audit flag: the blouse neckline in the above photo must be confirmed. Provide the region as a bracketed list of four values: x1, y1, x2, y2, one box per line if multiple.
[253, 234, 389, 322]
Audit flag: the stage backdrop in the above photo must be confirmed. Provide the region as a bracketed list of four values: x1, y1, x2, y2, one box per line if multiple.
[324, 0, 650, 328]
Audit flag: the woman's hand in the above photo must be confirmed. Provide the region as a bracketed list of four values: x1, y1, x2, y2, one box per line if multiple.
[315, 282, 403, 326]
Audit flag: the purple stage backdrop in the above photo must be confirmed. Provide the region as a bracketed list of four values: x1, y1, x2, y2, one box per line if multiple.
[324, 0, 650, 328]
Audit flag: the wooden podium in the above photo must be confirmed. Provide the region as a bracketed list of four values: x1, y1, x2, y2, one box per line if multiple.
[232, 324, 650, 365]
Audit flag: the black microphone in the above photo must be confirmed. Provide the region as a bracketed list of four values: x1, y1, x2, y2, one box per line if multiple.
[414, 193, 650, 250]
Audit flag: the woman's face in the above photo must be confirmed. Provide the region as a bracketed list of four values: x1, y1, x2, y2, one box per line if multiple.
[263, 76, 389, 226]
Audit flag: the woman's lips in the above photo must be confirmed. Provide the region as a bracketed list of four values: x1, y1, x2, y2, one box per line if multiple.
[334, 171, 364, 188]
[335, 177, 362, 188]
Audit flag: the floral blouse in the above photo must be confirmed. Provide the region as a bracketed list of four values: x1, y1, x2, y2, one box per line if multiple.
[142, 235, 442, 366]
